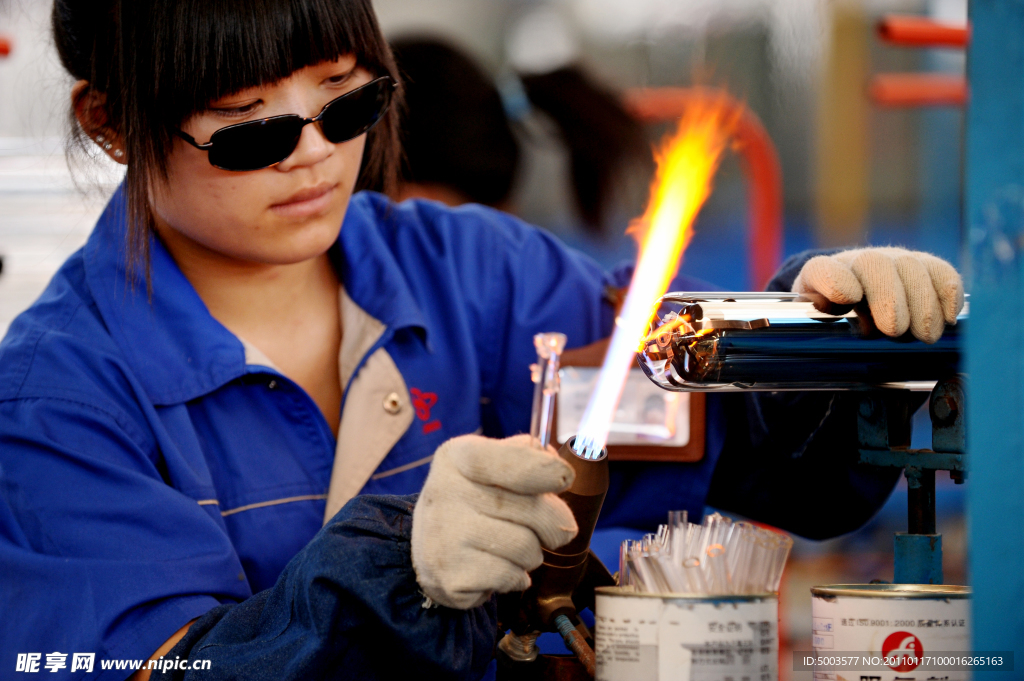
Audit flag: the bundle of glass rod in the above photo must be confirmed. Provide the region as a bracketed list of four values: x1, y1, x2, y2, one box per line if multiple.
[619, 511, 793, 595]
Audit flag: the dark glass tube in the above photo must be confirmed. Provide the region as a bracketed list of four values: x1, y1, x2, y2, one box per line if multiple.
[638, 293, 964, 391]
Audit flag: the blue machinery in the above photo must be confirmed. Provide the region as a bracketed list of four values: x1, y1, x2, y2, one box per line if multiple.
[856, 378, 965, 585]
[965, 0, 1024, 670]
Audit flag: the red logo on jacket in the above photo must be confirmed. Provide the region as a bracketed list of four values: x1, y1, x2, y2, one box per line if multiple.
[410, 388, 441, 434]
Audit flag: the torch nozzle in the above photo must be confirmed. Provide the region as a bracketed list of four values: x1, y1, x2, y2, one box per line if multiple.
[570, 434, 608, 461]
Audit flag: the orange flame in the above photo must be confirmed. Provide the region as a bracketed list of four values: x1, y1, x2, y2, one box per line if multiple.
[650, 316, 692, 340]
[629, 94, 739, 300]
[574, 94, 739, 458]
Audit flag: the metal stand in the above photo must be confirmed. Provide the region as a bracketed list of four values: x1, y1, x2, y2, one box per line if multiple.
[857, 376, 966, 584]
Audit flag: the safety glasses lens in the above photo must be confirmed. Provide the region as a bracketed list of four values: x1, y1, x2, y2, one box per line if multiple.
[320, 79, 392, 144]
[208, 117, 304, 171]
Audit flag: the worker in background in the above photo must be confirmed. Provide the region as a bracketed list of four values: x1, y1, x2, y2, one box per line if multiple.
[0, 1, 962, 680]
[391, 36, 650, 234]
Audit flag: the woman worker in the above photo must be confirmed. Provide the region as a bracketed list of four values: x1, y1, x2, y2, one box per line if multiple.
[0, 1, 963, 679]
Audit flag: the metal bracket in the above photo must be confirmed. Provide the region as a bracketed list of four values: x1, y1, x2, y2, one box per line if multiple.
[856, 376, 966, 585]
[858, 449, 965, 473]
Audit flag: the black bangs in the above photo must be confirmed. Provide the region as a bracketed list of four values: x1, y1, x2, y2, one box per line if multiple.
[151, 0, 385, 128]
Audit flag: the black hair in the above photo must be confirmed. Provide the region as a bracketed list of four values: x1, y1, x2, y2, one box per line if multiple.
[52, 0, 402, 278]
[390, 38, 518, 207]
[390, 37, 649, 232]
[519, 67, 650, 230]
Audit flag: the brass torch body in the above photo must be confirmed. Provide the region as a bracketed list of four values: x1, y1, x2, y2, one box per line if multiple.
[525, 436, 609, 627]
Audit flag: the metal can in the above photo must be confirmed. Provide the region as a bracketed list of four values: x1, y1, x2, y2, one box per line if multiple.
[810, 584, 971, 681]
[594, 586, 778, 681]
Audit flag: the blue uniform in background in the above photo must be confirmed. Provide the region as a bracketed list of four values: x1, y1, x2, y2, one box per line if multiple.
[0, 187, 899, 678]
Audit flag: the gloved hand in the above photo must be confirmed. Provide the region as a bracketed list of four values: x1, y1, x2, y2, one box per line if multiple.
[792, 246, 964, 343]
[412, 434, 578, 610]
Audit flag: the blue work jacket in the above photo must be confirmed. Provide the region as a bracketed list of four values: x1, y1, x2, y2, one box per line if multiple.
[0, 188, 724, 676]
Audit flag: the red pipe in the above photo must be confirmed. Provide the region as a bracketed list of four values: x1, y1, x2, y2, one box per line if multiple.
[877, 15, 969, 49]
[623, 87, 784, 291]
[869, 73, 967, 107]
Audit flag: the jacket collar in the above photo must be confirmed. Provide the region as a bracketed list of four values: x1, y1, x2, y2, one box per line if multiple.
[84, 186, 429, 406]
[329, 192, 430, 345]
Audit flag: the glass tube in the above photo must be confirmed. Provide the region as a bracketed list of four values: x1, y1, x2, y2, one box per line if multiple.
[769, 534, 794, 591]
[529, 333, 567, 448]
[705, 543, 729, 593]
[668, 510, 687, 566]
[683, 557, 706, 593]
[625, 555, 651, 592]
[655, 553, 688, 593]
[638, 293, 965, 391]
[619, 539, 634, 588]
[636, 552, 671, 593]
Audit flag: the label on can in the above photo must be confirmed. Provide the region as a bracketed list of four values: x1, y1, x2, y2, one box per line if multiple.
[595, 590, 778, 681]
[811, 591, 971, 681]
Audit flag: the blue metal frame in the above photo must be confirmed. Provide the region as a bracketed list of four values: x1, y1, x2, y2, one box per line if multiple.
[894, 533, 943, 584]
[965, 0, 1024, 669]
[856, 380, 965, 585]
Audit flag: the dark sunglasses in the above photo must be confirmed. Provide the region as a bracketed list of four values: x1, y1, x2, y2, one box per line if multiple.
[176, 76, 396, 171]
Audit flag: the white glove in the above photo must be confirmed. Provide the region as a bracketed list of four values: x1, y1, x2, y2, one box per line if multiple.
[411, 434, 578, 610]
[792, 246, 964, 343]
